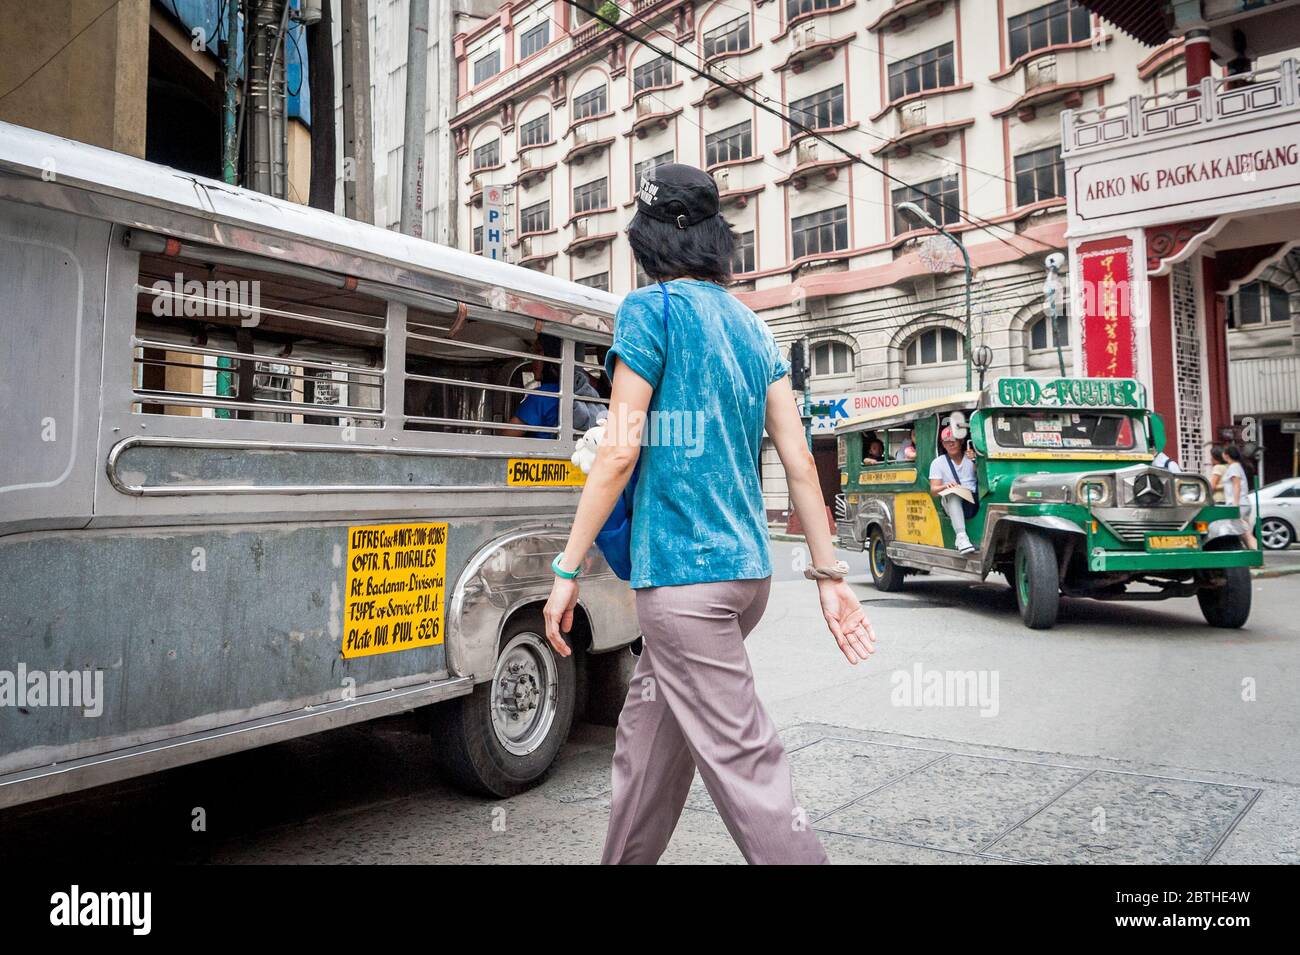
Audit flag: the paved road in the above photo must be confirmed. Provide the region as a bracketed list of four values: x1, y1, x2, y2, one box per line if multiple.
[0, 542, 1295, 864]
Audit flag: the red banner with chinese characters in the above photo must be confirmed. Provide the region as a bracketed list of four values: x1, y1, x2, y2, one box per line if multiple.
[1078, 239, 1136, 378]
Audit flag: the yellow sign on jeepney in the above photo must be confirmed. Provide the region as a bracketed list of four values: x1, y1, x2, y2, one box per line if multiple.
[859, 467, 917, 485]
[894, 493, 943, 547]
[506, 458, 586, 486]
[343, 523, 447, 658]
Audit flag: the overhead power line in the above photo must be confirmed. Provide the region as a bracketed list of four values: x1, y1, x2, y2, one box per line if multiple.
[561, 0, 1063, 258]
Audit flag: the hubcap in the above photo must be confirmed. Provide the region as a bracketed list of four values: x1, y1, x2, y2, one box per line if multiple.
[871, 536, 886, 576]
[490, 632, 558, 757]
[1016, 551, 1030, 604]
[1261, 519, 1291, 550]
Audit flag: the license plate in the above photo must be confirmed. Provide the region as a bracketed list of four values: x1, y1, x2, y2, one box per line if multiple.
[1146, 533, 1200, 552]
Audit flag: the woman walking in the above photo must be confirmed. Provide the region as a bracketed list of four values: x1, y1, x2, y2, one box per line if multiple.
[1222, 445, 1258, 550]
[541, 164, 874, 865]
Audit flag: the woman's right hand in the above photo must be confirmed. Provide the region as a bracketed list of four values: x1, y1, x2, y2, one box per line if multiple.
[817, 578, 875, 664]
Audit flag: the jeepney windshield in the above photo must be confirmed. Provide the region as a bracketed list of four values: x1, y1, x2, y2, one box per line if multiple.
[990, 411, 1147, 452]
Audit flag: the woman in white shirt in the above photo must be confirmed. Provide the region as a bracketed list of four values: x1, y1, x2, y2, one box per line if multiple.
[1221, 446, 1257, 550]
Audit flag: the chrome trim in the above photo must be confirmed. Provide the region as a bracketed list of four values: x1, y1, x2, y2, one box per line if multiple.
[105, 435, 585, 497]
[0, 675, 474, 811]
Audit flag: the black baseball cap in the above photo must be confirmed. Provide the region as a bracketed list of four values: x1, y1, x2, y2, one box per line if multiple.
[635, 163, 720, 229]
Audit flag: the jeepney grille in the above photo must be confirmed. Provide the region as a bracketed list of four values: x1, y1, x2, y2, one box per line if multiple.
[834, 493, 848, 521]
[1102, 518, 1189, 543]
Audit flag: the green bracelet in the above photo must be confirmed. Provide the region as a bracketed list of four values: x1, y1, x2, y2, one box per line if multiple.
[551, 553, 579, 579]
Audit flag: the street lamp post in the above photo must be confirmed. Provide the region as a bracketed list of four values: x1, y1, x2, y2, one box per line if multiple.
[1042, 252, 1068, 377]
[898, 201, 972, 390]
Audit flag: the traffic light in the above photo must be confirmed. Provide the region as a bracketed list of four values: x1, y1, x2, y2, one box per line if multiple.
[790, 339, 808, 392]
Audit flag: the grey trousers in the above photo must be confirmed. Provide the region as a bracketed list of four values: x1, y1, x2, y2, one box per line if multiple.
[600, 576, 828, 865]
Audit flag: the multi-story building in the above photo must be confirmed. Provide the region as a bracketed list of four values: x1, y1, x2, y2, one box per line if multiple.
[441, 1, 1296, 511]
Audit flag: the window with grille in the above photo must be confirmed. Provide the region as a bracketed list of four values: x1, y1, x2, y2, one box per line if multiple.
[635, 259, 654, 287]
[786, 0, 841, 19]
[904, 327, 964, 366]
[575, 272, 610, 291]
[573, 178, 609, 214]
[789, 85, 844, 133]
[732, 230, 756, 275]
[473, 49, 500, 85]
[892, 175, 960, 233]
[887, 43, 955, 102]
[573, 85, 608, 120]
[705, 121, 753, 167]
[812, 341, 853, 377]
[520, 200, 550, 234]
[1014, 145, 1064, 206]
[472, 139, 500, 171]
[1008, 0, 1091, 62]
[473, 226, 483, 253]
[703, 15, 750, 58]
[634, 150, 675, 186]
[519, 114, 550, 148]
[792, 206, 848, 260]
[520, 20, 549, 59]
[633, 55, 672, 92]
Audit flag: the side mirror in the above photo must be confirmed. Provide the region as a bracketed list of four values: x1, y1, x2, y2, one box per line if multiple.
[1147, 414, 1166, 455]
[969, 411, 987, 454]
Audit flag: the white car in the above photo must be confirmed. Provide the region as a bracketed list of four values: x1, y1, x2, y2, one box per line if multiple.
[1258, 477, 1300, 550]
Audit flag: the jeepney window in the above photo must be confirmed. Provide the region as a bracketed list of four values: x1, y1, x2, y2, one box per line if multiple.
[403, 307, 610, 438]
[990, 412, 1146, 451]
[131, 252, 385, 427]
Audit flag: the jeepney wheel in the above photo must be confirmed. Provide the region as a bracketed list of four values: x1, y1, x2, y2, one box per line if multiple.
[1197, 566, 1252, 629]
[868, 528, 905, 592]
[1260, 517, 1294, 551]
[429, 611, 575, 798]
[1014, 532, 1060, 630]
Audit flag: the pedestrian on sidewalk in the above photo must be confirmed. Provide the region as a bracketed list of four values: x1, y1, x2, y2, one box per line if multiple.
[541, 163, 875, 865]
[1222, 445, 1258, 550]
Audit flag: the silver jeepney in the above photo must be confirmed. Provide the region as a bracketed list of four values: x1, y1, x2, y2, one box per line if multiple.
[0, 121, 638, 806]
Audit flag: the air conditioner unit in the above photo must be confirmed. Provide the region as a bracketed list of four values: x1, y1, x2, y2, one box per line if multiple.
[796, 138, 819, 165]
[574, 217, 590, 239]
[1025, 55, 1056, 91]
[714, 168, 731, 192]
[574, 124, 590, 145]
[635, 97, 654, 117]
[519, 236, 533, 258]
[520, 151, 534, 171]
[900, 100, 927, 131]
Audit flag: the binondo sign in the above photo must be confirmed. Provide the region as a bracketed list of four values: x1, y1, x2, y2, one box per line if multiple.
[807, 390, 903, 434]
[1071, 124, 1300, 221]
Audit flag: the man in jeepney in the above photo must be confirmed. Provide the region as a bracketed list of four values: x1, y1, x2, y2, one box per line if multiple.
[929, 426, 979, 555]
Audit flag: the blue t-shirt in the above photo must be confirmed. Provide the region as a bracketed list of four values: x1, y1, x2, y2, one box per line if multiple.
[604, 279, 789, 589]
[514, 382, 562, 439]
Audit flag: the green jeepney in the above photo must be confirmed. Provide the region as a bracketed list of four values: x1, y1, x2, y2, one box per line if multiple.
[834, 376, 1262, 629]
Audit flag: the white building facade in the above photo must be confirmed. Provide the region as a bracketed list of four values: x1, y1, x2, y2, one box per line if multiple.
[432, 1, 1297, 511]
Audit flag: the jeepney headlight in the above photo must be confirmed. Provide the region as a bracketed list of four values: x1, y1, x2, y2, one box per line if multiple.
[1076, 477, 1113, 507]
[1176, 479, 1207, 505]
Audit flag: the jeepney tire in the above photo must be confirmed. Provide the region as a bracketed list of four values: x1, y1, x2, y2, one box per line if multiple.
[582, 646, 637, 727]
[1197, 566, 1252, 629]
[868, 528, 906, 592]
[428, 611, 576, 799]
[1014, 532, 1060, 630]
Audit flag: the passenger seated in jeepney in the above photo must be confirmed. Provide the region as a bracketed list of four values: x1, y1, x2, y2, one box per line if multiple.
[502, 334, 606, 439]
[929, 426, 979, 555]
[894, 427, 917, 461]
[862, 433, 886, 465]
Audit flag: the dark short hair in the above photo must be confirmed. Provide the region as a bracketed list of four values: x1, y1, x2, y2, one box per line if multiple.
[627, 210, 736, 284]
[1210, 444, 1224, 463]
[1224, 445, 1243, 463]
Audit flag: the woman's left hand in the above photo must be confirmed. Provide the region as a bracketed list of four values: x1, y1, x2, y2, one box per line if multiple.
[542, 576, 579, 657]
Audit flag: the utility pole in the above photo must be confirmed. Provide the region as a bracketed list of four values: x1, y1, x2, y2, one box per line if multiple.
[400, 0, 430, 236]
[430, 0, 457, 246]
[340, 0, 375, 223]
[221, 0, 241, 185]
[306, 0, 336, 212]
